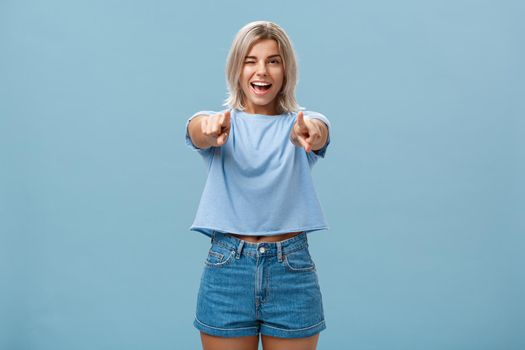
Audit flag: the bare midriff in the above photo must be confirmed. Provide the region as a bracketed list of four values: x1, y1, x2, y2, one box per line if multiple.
[228, 231, 303, 243]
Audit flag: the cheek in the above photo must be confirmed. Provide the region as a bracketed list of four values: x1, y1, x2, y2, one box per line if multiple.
[241, 66, 254, 79]
[272, 68, 284, 86]
[239, 72, 250, 90]
[275, 74, 284, 89]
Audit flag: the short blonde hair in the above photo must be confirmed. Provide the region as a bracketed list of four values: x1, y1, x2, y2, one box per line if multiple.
[223, 21, 302, 114]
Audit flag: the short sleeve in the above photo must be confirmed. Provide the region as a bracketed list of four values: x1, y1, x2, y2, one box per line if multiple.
[304, 111, 331, 163]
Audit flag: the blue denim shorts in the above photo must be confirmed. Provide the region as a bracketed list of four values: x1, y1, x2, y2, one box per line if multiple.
[193, 230, 326, 339]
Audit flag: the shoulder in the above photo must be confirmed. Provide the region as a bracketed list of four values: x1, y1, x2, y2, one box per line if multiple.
[290, 108, 328, 119]
[301, 109, 327, 118]
[190, 109, 229, 118]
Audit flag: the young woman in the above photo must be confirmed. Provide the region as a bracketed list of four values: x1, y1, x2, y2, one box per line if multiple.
[185, 21, 331, 350]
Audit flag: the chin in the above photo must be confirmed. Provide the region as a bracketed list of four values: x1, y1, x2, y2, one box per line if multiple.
[253, 95, 278, 105]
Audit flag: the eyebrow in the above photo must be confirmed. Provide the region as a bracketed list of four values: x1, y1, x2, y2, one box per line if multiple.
[244, 55, 282, 60]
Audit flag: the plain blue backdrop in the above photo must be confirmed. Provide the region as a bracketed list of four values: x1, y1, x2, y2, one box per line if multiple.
[1, 0, 523, 349]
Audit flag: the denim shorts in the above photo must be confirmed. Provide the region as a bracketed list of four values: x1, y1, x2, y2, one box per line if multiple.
[193, 230, 326, 339]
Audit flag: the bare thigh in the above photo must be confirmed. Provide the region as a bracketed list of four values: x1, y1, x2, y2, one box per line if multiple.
[261, 333, 320, 350]
[200, 332, 259, 350]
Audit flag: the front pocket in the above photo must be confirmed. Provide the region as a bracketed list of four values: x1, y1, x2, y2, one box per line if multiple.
[204, 247, 236, 268]
[206, 250, 224, 264]
[283, 248, 316, 272]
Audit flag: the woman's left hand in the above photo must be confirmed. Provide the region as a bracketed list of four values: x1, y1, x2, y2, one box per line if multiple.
[290, 111, 326, 153]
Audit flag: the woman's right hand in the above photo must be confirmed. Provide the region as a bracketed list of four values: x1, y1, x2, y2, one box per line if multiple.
[200, 110, 231, 147]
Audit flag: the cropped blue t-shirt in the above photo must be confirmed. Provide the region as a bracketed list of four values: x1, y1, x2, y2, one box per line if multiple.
[185, 108, 331, 238]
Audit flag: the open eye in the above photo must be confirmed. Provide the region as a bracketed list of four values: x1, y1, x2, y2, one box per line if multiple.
[269, 59, 280, 64]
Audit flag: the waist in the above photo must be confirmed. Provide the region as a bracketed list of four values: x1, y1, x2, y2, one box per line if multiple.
[212, 231, 308, 255]
[226, 231, 303, 243]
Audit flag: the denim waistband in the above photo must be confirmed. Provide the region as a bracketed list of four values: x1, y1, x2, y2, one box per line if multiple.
[211, 230, 309, 258]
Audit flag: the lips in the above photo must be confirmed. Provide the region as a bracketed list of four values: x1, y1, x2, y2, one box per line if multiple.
[250, 81, 272, 96]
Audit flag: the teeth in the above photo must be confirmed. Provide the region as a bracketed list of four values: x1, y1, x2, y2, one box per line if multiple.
[252, 82, 271, 86]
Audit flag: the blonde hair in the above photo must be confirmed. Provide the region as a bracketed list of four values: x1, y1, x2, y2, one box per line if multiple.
[223, 21, 302, 114]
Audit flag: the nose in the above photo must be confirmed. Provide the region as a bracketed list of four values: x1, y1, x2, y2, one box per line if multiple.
[256, 61, 268, 76]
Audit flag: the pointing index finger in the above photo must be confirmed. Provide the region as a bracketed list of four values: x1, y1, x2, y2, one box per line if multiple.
[221, 110, 231, 125]
[296, 111, 308, 130]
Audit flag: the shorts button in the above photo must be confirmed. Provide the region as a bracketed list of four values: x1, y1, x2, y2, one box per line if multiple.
[259, 247, 266, 253]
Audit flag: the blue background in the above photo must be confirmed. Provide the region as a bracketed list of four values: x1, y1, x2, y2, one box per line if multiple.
[1, 0, 523, 349]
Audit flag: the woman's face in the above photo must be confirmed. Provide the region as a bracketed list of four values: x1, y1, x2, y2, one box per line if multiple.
[239, 39, 284, 115]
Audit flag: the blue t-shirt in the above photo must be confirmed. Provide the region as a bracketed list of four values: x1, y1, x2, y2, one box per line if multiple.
[185, 108, 331, 238]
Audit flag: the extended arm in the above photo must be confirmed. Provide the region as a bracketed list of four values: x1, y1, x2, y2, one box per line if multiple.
[290, 111, 329, 153]
[188, 111, 231, 149]
[308, 119, 329, 152]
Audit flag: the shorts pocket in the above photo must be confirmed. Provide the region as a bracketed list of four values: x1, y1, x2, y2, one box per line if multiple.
[283, 248, 316, 272]
[204, 244, 236, 268]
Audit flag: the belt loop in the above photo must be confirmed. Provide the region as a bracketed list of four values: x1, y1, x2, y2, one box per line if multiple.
[235, 240, 244, 259]
[276, 241, 283, 263]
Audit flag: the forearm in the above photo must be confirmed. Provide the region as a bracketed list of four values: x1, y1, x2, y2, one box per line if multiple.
[188, 115, 213, 149]
[289, 118, 329, 151]
[309, 119, 329, 151]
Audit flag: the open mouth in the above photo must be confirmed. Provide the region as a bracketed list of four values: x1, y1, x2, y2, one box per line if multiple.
[250, 82, 272, 94]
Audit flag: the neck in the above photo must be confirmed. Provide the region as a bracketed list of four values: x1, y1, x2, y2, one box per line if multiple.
[244, 102, 278, 115]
